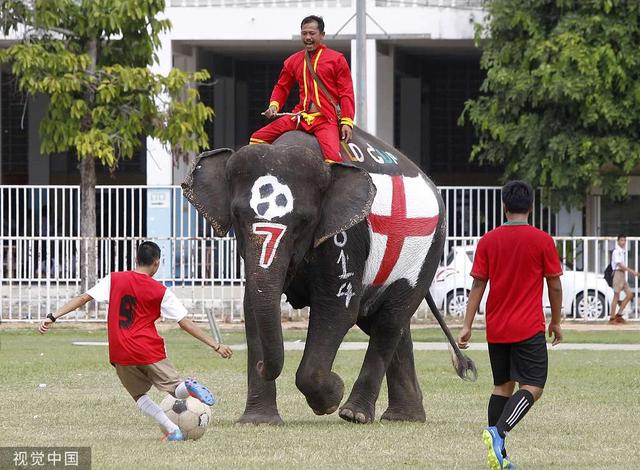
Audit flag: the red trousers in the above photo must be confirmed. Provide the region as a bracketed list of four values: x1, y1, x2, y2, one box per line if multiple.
[250, 115, 342, 163]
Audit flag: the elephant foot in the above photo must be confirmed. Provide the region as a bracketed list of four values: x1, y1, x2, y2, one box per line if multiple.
[380, 406, 426, 423]
[236, 412, 284, 426]
[311, 404, 339, 416]
[298, 371, 345, 417]
[338, 402, 375, 424]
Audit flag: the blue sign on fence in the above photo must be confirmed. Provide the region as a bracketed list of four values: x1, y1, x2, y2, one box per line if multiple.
[146, 188, 173, 283]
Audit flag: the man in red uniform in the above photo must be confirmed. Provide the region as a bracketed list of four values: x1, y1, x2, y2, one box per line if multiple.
[39, 241, 233, 442]
[250, 15, 355, 163]
[457, 181, 564, 470]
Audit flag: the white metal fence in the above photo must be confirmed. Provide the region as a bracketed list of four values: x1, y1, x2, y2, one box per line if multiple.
[3, 232, 637, 322]
[1, 183, 600, 323]
[0, 185, 556, 241]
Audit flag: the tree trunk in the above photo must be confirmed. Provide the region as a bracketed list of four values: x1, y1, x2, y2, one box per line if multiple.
[79, 39, 98, 292]
[80, 155, 97, 291]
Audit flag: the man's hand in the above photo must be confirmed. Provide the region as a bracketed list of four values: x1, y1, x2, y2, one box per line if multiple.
[457, 325, 472, 349]
[341, 124, 352, 142]
[548, 322, 563, 346]
[214, 343, 233, 359]
[263, 105, 278, 119]
[39, 317, 54, 334]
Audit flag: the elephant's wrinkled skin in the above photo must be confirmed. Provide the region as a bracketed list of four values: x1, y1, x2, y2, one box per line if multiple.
[182, 126, 446, 425]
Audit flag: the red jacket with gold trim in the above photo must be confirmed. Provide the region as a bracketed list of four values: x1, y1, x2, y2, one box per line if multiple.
[269, 45, 355, 128]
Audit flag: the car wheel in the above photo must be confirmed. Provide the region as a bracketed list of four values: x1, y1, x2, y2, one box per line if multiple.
[445, 289, 469, 317]
[574, 290, 607, 319]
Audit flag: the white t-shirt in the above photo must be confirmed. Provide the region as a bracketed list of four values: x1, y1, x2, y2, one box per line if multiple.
[611, 245, 627, 272]
[86, 273, 188, 322]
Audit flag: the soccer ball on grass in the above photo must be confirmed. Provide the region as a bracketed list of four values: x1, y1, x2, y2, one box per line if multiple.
[160, 395, 211, 440]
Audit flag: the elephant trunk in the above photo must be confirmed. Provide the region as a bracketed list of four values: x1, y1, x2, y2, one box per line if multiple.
[244, 256, 288, 382]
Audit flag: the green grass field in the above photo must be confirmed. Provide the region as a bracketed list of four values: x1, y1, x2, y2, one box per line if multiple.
[1, 326, 639, 469]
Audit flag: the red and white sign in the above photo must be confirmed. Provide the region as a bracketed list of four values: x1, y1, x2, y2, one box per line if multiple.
[252, 223, 287, 268]
[364, 174, 439, 288]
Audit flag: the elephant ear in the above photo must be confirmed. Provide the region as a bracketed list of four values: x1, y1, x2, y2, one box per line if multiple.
[314, 164, 376, 247]
[181, 148, 234, 237]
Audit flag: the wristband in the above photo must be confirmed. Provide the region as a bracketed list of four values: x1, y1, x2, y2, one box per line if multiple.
[47, 313, 57, 323]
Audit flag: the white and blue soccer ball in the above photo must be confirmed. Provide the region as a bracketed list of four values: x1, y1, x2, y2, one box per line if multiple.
[160, 395, 211, 440]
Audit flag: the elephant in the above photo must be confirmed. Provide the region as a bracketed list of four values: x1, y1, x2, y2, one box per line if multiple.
[182, 126, 447, 425]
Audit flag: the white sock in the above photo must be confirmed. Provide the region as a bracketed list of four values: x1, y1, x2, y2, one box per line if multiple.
[175, 382, 189, 399]
[136, 394, 179, 433]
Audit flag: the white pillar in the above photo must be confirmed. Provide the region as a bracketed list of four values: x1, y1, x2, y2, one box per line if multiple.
[366, 38, 377, 136]
[146, 34, 173, 186]
[351, 38, 377, 134]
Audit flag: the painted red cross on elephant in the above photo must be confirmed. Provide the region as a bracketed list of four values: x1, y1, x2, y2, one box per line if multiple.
[367, 175, 439, 286]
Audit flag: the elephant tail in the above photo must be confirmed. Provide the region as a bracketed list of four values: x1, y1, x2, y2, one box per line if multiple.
[425, 291, 478, 382]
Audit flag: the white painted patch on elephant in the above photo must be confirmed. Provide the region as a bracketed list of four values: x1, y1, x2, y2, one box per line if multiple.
[363, 173, 440, 288]
[249, 175, 294, 221]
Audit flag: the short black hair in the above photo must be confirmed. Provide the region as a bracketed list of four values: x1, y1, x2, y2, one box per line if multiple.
[137, 241, 161, 266]
[301, 15, 324, 32]
[501, 180, 534, 214]
[617, 234, 626, 241]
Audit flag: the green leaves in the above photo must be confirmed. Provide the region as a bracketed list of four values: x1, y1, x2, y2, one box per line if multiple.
[463, 0, 640, 207]
[0, 0, 213, 172]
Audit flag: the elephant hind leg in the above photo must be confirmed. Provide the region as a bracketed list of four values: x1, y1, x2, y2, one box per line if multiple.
[380, 326, 426, 423]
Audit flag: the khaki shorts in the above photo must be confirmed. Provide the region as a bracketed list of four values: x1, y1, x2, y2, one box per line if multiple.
[612, 271, 631, 295]
[115, 359, 182, 398]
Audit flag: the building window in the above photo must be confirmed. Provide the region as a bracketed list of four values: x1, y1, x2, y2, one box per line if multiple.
[1, 73, 29, 184]
[601, 196, 640, 236]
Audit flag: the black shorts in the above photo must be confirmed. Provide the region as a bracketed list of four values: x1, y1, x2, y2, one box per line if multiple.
[488, 332, 548, 388]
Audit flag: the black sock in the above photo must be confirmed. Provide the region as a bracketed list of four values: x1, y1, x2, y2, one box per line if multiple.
[488, 394, 510, 427]
[488, 394, 510, 457]
[496, 389, 535, 437]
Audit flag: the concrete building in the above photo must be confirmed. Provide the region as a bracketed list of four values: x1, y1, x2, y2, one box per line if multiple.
[1, 0, 638, 235]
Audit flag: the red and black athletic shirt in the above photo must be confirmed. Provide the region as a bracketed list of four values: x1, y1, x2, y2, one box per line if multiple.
[86, 271, 187, 365]
[471, 223, 563, 343]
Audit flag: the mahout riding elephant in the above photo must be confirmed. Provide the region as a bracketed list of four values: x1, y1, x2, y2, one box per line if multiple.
[182, 126, 446, 424]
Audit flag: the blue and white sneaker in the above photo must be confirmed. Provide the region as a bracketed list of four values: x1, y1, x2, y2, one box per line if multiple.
[185, 377, 216, 406]
[162, 428, 185, 442]
[482, 426, 505, 470]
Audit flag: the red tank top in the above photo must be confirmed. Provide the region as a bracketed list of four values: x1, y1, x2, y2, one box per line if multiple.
[107, 271, 167, 365]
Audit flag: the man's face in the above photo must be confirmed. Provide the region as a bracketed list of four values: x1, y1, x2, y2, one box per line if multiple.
[618, 237, 626, 248]
[301, 21, 324, 52]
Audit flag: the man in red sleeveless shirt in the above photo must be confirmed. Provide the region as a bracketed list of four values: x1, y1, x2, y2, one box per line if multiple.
[457, 181, 563, 470]
[250, 15, 355, 163]
[39, 241, 232, 442]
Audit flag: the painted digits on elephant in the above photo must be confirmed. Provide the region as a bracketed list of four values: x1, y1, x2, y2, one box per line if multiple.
[182, 126, 447, 425]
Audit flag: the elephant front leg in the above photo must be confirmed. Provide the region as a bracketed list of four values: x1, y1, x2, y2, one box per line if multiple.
[295, 230, 364, 416]
[295, 303, 357, 416]
[237, 301, 283, 425]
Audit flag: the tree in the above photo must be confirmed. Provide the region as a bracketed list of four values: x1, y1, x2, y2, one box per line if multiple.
[462, 0, 640, 207]
[0, 0, 213, 286]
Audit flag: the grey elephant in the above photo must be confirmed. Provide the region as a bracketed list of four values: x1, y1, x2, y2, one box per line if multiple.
[182, 127, 447, 424]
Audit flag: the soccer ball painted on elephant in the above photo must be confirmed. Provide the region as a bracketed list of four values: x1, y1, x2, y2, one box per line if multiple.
[182, 126, 446, 425]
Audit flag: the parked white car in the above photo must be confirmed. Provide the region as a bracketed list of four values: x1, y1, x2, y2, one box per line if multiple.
[429, 245, 615, 319]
